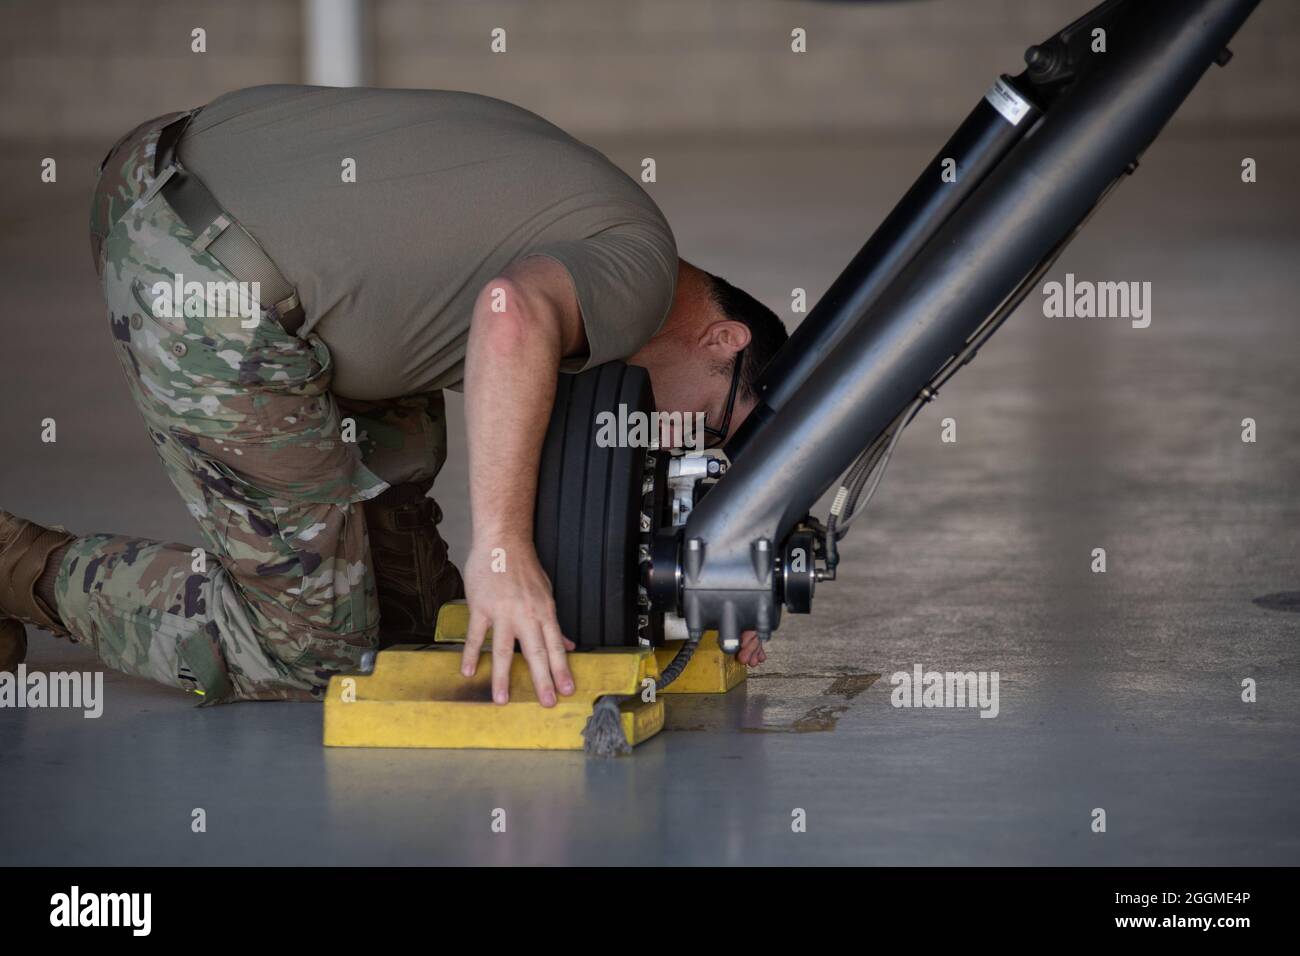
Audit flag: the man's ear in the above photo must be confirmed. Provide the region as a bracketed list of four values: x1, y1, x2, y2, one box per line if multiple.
[699, 319, 751, 358]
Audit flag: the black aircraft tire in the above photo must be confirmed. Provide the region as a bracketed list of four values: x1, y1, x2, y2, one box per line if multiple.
[533, 362, 654, 648]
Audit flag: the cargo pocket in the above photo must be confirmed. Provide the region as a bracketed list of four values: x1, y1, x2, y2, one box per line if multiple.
[172, 329, 390, 507]
[182, 444, 381, 657]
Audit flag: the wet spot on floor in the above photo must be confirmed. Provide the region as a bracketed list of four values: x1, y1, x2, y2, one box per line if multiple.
[660, 671, 881, 733]
[787, 703, 851, 733]
[1253, 591, 1300, 613]
[824, 673, 878, 700]
[742, 671, 880, 734]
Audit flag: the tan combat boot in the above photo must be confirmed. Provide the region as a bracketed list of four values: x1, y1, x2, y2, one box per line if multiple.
[0, 510, 76, 671]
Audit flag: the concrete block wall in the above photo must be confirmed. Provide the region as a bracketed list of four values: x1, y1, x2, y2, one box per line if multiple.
[373, 0, 1298, 135]
[1, 0, 1296, 145]
[0, 0, 301, 145]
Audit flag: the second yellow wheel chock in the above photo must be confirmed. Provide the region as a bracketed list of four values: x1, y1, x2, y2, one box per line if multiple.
[323, 601, 745, 751]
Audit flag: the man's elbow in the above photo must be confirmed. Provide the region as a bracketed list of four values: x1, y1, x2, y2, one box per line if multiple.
[473, 278, 530, 357]
[472, 277, 556, 356]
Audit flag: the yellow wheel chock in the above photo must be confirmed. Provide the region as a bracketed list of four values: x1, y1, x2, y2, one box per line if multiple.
[652, 632, 747, 694]
[323, 602, 742, 750]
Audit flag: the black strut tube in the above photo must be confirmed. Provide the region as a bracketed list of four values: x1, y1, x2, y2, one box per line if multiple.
[682, 0, 1262, 649]
[727, 78, 1041, 464]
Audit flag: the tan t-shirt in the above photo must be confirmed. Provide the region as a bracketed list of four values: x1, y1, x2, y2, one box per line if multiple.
[178, 85, 677, 399]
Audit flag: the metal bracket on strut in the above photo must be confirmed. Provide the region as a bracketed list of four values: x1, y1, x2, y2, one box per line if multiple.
[1022, 0, 1127, 101]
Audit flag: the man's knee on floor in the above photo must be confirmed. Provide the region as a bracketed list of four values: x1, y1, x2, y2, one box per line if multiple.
[53, 533, 376, 703]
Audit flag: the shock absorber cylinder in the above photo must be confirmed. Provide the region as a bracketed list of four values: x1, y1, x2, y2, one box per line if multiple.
[727, 74, 1042, 463]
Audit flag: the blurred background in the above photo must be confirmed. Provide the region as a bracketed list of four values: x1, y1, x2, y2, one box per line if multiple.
[2, 1, 1298, 865]
[3, 0, 1297, 141]
[2, 0, 1296, 552]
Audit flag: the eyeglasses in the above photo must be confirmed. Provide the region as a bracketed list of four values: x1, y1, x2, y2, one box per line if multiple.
[703, 348, 746, 449]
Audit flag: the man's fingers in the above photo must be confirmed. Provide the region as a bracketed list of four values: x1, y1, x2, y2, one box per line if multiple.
[735, 629, 766, 668]
[542, 620, 574, 696]
[461, 610, 490, 677]
[490, 622, 516, 705]
[517, 622, 557, 707]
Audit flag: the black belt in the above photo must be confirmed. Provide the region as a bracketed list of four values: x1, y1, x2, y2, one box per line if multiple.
[145, 111, 305, 335]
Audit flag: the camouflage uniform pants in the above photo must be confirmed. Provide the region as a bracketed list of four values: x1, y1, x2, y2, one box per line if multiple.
[62, 115, 450, 703]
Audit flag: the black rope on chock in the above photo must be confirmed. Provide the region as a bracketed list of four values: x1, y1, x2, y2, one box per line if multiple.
[582, 634, 701, 758]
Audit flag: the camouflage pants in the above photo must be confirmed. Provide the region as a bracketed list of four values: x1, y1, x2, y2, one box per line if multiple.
[62, 117, 449, 703]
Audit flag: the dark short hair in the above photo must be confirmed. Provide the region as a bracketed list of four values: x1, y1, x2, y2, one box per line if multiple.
[706, 273, 789, 402]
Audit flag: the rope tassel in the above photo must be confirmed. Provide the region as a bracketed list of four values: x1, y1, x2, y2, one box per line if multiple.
[582, 635, 700, 757]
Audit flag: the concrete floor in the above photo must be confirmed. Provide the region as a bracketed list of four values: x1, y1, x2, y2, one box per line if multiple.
[1, 130, 1298, 865]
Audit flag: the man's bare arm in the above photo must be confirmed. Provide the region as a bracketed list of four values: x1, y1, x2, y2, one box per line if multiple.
[459, 256, 585, 706]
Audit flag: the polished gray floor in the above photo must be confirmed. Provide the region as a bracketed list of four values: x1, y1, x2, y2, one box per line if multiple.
[1, 132, 1297, 865]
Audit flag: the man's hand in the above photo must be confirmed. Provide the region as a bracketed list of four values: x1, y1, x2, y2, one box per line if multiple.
[461, 538, 575, 707]
[736, 629, 767, 668]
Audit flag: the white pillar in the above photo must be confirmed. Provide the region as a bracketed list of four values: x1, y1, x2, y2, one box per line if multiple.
[303, 0, 366, 87]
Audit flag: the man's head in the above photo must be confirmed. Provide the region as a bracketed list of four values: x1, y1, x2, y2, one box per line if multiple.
[630, 260, 789, 447]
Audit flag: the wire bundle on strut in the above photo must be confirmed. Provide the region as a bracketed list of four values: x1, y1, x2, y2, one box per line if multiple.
[824, 398, 920, 572]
